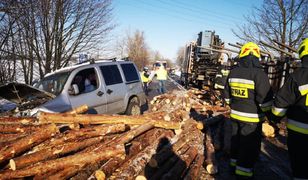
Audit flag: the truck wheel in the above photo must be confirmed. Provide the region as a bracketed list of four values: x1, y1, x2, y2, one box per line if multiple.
[125, 98, 141, 115]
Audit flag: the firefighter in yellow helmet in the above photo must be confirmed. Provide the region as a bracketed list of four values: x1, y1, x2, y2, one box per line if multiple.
[224, 42, 273, 179]
[271, 38, 308, 179]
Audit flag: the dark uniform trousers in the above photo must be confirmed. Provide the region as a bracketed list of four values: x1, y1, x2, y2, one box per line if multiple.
[230, 120, 262, 174]
[288, 129, 308, 178]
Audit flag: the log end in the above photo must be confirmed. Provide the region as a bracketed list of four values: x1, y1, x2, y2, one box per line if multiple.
[206, 164, 218, 175]
[9, 159, 16, 171]
[196, 122, 204, 130]
[94, 170, 106, 180]
[135, 175, 147, 180]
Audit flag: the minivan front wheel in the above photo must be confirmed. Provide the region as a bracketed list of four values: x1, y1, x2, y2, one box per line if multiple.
[125, 98, 141, 115]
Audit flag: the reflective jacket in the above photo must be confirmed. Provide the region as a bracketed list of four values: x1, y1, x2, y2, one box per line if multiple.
[224, 55, 273, 123]
[156, 67, 168, 80]
[140, 71, 150, 83]
[272, 57, 308, 134]
[215, 66, 230, 89]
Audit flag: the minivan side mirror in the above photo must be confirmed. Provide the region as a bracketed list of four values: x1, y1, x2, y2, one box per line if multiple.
[68, 84, 79, 95]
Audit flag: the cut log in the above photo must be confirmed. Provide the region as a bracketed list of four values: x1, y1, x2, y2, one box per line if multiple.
[149, 144, 190, 180]
[0, 145, 125, 179]
[204, 127, 218, 175]
[66, 105, 88, 114]
[0, 117, 36, 125]
[10, 136, 104, 170]
[0, 124, 45, 133]
[34, 166, 81, 180]
[33, 124, 126, 151]
[0, 124, 58, 165]
[109, 131, 174, 179]
[38, 112, 181, 130]
[184, 154, 205, 180]
[0, 132, 28, 143]
[161, 147, 198, 180]
[89, 128, 171, 179]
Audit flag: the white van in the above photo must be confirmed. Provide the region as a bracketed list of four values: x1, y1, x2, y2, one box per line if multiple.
[0, 59, 146, 116]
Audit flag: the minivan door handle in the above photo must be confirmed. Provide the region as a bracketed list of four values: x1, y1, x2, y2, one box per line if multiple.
[97, 91, 104, 96]
[107, 89, 113, 94]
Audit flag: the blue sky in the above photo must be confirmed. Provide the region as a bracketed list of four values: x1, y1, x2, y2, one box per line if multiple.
[112, 0, 263, 60]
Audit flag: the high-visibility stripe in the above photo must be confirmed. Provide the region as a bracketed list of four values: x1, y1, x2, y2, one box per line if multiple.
[259, 101, 272, 112]
[216, 74, 223, 78]
[229, 78, 254, 85]
[231, 110, 260, 118]
[299, 84, 308, 96]
[287, 119, 308, 134]
[230, 159, 237, 167]
[214, 84, 225, 89]
[229, 82, 254, 89]
[271, 106, 287, 117]
[235, 166, 253, 177]
[230, 114, 260, 122]
[230, 110, 262, 122]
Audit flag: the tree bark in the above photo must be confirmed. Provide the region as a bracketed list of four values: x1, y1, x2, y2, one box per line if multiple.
[33, 124, 126, 151]
[149, 144, 190, 180]
[109, 131, 174, 179]
[0, 145, 125, 179]
[204, 127, 218, 175]
[0, 117, 36, 125]
[0, 124, 58, 165]
[0, 124, 45, 133]
[161, 147, 198, 180]
[184, 154, 205, 180]
[10, 136, 104, 170]
[66, 105, 89, 114]
[38, 112, 181, 130]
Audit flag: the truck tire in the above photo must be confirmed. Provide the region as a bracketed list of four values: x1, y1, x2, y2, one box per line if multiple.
[125, 98, 141, 115]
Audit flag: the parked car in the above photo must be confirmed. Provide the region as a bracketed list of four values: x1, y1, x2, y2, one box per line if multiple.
[0, 59, 146, 116]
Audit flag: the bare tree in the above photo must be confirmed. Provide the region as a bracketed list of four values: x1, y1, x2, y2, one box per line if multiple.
[126, 30, 150, 70]
[0, 0, 115, 84]
[233, 0, 308, 52]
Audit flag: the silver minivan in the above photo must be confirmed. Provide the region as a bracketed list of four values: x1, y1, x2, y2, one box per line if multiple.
[0, 60, 146, 116]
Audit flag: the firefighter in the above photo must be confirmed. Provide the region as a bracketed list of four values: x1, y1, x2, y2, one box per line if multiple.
[214, 64, 230, 90]
[224, 42, 273, 179]
[140, 67, 150, 95]
[271, 38, 308, 179]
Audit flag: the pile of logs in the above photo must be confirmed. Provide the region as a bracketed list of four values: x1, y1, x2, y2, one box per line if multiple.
[0, 89, 231, 180]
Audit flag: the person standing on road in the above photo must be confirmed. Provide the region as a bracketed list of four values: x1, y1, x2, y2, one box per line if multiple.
[224, 42, 273, 179]
[271, 38, 308, 179]
[155, 63, 168, 94]
[140, 67, 150, 95]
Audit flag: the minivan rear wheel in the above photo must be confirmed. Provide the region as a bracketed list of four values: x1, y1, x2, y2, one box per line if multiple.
[125, 98, 141, 115]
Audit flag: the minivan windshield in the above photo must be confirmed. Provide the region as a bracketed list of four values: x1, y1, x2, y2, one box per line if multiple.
[35, 72, 71, 95]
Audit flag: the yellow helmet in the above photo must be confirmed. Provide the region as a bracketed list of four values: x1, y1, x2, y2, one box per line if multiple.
[239, 42, 261, 58]
[298, 38, 308, 59]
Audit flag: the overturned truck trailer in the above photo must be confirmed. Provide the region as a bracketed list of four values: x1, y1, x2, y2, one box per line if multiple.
[181, 30, 224, 88]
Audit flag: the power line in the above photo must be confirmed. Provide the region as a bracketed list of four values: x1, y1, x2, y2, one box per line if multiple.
[120, 1, 233, 30]
[157, 0, 243, 23]
[135, 0, 239, 28]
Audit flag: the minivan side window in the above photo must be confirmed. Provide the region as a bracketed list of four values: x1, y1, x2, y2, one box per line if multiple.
[100, 65, 123, 85]
[120, 63, 140, 83]
[71, 68, 98, 95]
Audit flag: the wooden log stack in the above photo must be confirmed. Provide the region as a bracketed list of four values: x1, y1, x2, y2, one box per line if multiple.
[0, 87, 233, 180]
